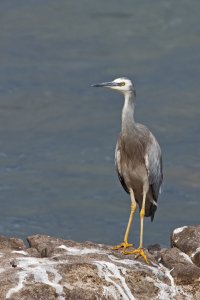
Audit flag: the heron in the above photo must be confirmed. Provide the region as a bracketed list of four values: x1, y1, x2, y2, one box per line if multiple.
[92, 77, 163, 263]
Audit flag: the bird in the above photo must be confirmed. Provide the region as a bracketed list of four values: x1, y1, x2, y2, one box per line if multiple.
[92, 77, 163, 263]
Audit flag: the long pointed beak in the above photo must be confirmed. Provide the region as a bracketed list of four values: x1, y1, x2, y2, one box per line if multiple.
[91, 81, 119, 87]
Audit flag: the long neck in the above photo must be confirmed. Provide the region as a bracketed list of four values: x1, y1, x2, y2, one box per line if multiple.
[121, 91, 136, 135]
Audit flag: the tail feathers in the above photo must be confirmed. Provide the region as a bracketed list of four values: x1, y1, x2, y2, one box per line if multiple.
[138, 198, 158, 221]
[150, 200, 157, 222]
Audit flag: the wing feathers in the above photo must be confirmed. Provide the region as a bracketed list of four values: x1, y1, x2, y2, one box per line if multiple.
[145, 133, 163, 201]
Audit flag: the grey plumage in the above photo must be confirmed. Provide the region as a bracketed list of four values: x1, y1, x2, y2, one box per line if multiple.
[92, 77, 163, 262]
[115, 124, 162, 221]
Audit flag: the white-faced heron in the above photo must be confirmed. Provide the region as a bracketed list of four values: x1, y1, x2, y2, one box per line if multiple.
[92, 77, 163, 263]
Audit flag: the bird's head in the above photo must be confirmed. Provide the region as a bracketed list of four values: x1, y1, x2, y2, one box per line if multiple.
[92, 77, 135, 95]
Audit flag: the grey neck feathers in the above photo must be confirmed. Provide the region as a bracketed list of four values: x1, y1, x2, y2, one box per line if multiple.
[121, 91, 136, 135]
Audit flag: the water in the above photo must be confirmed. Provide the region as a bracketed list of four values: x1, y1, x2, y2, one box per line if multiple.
[0, 0, 199, 247]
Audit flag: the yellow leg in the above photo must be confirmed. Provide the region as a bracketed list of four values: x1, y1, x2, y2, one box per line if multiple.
[124, 189, 149, 264]
[112, 189, 136, 252]
[139, 204, 145, 249]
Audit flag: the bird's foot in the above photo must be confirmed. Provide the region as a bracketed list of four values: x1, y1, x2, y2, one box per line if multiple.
[124, 247, 149, 264]
[112, 241, 133, 251]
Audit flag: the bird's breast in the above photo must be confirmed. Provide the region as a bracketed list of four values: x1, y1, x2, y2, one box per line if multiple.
[117, 141, 149, 197]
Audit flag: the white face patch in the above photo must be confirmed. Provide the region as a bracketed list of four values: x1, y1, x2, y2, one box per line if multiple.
[111, 77, 134, 93]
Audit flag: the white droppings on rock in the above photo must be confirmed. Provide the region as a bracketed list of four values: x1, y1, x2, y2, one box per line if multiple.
[110, 255, 178, 298]
[179, 252, 193, 264]
[12, 250, 28, 256]
[108, 255, 144, 269]
[58, 245, 106, 255]
[173, 226, 187, 236]
[6, 256, 65, 300]
[155, 264, 177, 300]
[176, 287, 193, 300]
[6, 271, 27, 299]
[99, 255, 180, 300]
[95, 260, 135, 300]
[191, 247, 200, 258]
[173, 226, 188, 243]
[108, 254, 178, 299]
[2, 234, 200, 299]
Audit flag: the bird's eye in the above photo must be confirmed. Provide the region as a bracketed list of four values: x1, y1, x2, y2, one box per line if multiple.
[118, 82, 125, 86]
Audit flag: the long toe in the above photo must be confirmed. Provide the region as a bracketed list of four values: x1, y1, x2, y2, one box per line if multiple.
[124, 248, 149, 264]
[112, 241, 133, 251]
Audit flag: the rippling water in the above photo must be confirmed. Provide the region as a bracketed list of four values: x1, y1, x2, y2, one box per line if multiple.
[0, 0, 199, 247]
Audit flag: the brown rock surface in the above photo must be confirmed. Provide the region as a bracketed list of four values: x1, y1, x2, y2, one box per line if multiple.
[160, 247, 200, 284]
[0, 227, 199, 299]
[172, 225, 200, 267]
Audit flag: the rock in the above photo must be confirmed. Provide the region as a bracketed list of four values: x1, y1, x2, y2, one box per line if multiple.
[147, 244, 162, 262]
[160, 247, 200, 284]
[193, 251, 200, 268]
[0, 236, 26, 250]
[0, 227, 199, 299]
[171, 225, 200, 267]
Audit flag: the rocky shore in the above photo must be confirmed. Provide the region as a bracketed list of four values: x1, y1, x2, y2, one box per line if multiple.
[0, 225, 200, 299]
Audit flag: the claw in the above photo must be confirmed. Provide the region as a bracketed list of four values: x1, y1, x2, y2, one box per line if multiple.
[124, 248, 149, 264]
[112, 241, 133, 251]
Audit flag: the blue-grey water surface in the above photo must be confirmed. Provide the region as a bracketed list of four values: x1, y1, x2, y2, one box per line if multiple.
[0, 0, 199, 247]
